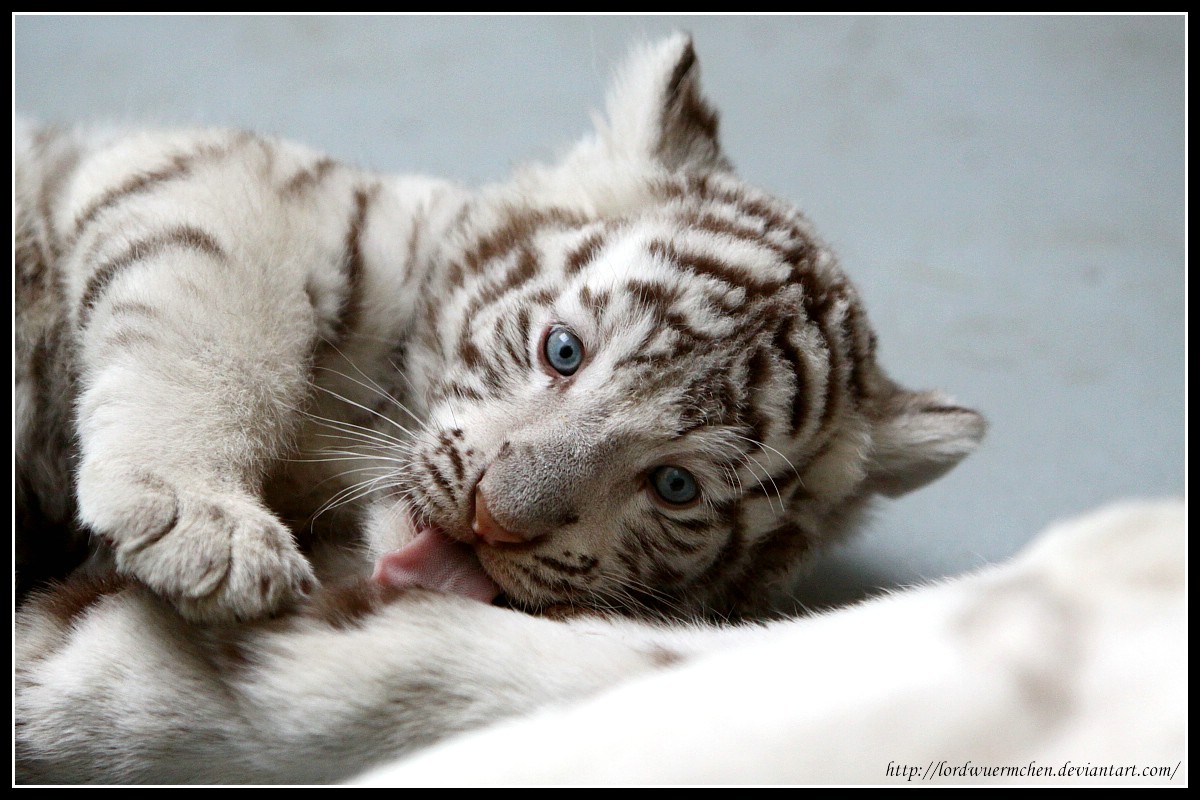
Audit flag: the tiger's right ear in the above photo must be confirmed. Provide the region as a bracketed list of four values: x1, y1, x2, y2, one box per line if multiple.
[866, 390, 987, 498]
[597, 33, 731, 173]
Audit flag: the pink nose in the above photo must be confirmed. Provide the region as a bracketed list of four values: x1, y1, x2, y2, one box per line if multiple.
[472, 487, 528, 545]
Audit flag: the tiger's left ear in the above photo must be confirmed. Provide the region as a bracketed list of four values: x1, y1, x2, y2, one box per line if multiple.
[599, 33, 731, 172]
[866, 391, 987, 498]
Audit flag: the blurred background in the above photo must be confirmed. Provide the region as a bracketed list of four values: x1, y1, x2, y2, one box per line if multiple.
[15, 15, 1184, 606]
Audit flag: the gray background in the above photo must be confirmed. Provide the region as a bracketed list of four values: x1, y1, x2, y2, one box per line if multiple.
[16, 15, 1184, 606]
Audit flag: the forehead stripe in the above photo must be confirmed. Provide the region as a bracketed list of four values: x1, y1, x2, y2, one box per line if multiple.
[563, 229, 607, 275]
[647, 240, 785, 300]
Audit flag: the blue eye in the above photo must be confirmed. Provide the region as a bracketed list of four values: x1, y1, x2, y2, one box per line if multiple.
[544, 326, 584, 376]
[650, 466, 699, 506]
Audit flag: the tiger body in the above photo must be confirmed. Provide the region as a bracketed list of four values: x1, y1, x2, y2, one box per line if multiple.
[15, 35, 983, 623]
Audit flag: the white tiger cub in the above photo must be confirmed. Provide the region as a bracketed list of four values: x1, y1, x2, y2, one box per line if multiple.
[15, 34, 982, 624]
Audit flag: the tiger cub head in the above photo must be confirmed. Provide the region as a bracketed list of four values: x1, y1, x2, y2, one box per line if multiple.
[380, 34, 984, 617]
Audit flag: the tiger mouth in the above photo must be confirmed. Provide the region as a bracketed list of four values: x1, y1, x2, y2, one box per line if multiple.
[370, 496, 587, 607]
[371, 521, 589, 611]
[370, 522, 501, 604]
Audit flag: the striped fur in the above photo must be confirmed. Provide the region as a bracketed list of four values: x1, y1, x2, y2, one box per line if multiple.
[14, 35, 983, 622]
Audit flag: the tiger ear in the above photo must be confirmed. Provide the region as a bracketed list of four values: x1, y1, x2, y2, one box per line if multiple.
[598, 33, 730, 172]
[866, 391, 987, 498]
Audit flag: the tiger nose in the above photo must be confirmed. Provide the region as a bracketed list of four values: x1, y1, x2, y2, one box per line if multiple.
[473, 487, 535, 545]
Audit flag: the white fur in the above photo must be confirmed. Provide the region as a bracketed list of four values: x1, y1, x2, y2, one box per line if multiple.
[17, 500, 1183, 784]
[356, 500, 1186, 785]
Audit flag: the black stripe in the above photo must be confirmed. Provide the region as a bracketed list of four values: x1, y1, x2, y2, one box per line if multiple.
[686, 210, 766, 241]
[71, 141, 230, 239]
[819, 332, 842, 430]
[29, 572, 131, 626]
[105, 300, 162, 320]
[772, 319, 810, 434]
[654, 517, 705, 555]
[664, 310, 723, 343]
[496, 246, 539, 296]
[660, 174, 804, 242]
[458, 208, 582, 277]
[577, 285, 600, 315]
[437, 381, 483, 404]
[282, 157, 336, 196]
[612, 351, 676, 371]
[456, 319, 484, 369]
[533, 554, 598, 578]
[790, 267, 842, 433]
[527, 287, 557, 306]
[479, 356, 505, 390]
[743, 347, 773, 442]
[745, 466, 801, 500]
[500, 317, 527, 368]
[439, 433, 465, 482]
[403, 205, 425, 286]
[648, 240, 785, 299]
[677, 514, 715, 532]
[625, 279, 680, 325]
[78, 226, 225, 329]
[842, 300, 870, 399]
[697, 374, 739, 429]
[513, 306, 532, 368]
[515, 562, 573, 594]
[15, 227, 51, 301]
[330, 185, 376, 342]
[455, 245, 542, 334]
[421, 454, 457, 505]
[34, 130, 82, 262]
[563, 230, 605, 275]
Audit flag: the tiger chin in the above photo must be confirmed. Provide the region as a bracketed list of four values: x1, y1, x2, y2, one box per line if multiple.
[14, 34, 983, 624]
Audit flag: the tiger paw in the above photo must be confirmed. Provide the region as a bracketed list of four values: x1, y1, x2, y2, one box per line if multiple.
[79, 468, 315, 623]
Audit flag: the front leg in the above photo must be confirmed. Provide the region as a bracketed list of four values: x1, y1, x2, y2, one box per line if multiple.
[73, 221, 317, 622]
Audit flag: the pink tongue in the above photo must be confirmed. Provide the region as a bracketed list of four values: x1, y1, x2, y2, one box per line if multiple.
[371, 527, 500, 603]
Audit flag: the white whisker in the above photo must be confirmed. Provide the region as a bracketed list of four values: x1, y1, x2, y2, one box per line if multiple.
[311, 384, 415, 438]
[730, 432, 800, 480]
[313, 365, 425, 430]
